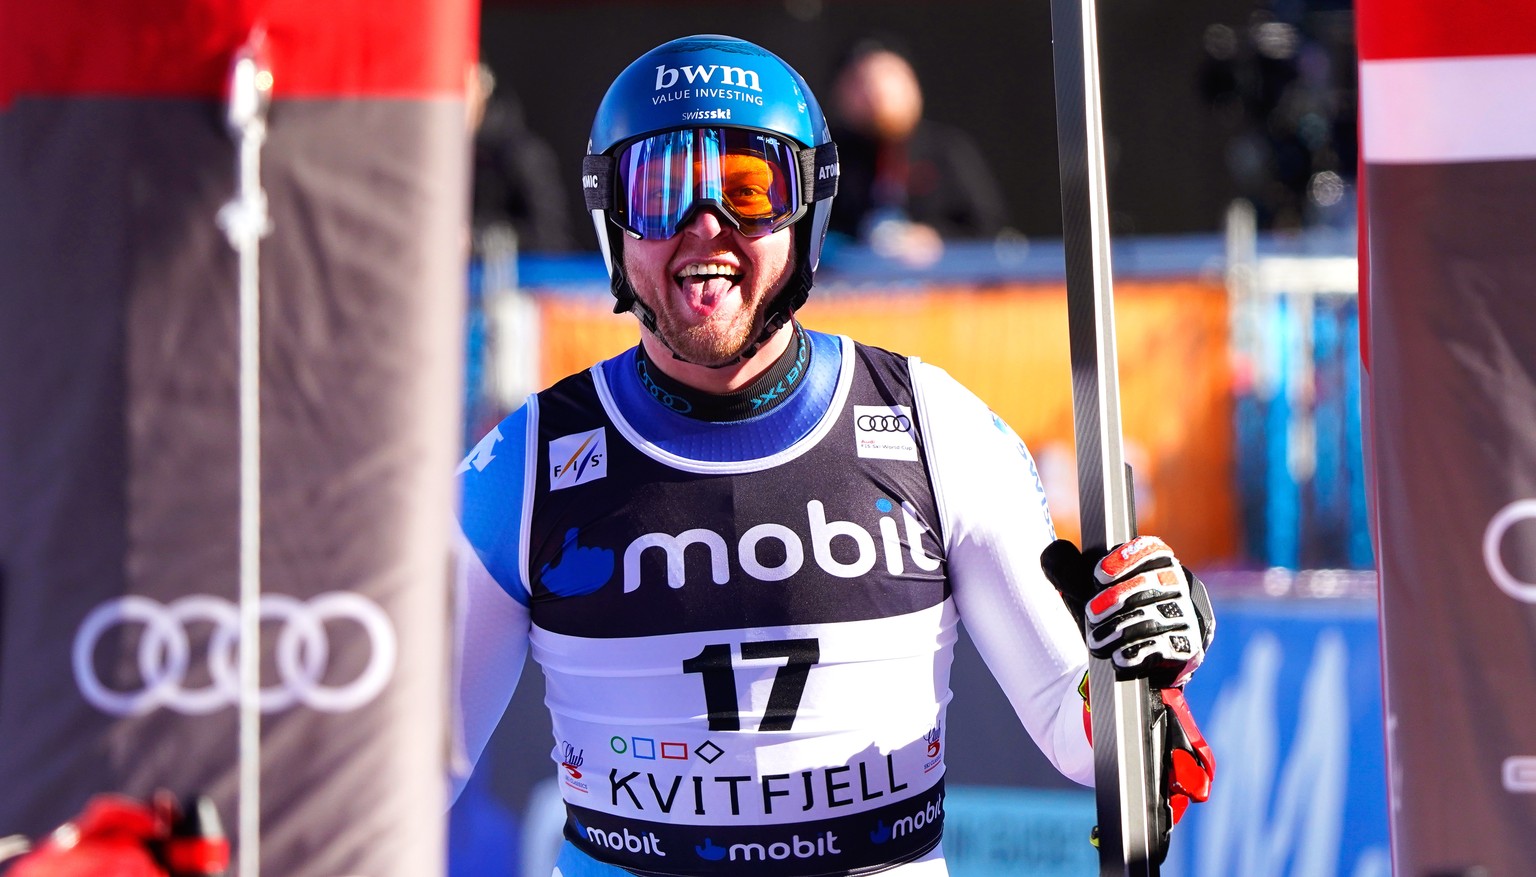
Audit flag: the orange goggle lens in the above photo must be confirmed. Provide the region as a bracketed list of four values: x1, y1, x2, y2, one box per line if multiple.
[614, 128, 802, 239]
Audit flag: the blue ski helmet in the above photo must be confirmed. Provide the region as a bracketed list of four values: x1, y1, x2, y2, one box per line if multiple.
[582, 35, 840, 361]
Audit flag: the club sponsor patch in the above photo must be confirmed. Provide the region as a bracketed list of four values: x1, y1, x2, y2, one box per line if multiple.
[549, 428, 608, 490]
[854, 405, 918, 461]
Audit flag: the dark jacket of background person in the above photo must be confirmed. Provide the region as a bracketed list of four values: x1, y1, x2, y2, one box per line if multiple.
[470, 65, 574, 253]
[829, 120, 1009, 241]
[826, 39, 1010, 246]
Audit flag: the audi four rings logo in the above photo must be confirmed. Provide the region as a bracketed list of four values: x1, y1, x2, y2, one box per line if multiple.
[855, 414, 912, 433]
[1485, 499, 1536, 603]
[72, 592, 398, 716]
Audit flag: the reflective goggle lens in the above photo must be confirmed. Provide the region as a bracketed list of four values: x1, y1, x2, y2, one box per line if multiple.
[615, 128, 801, 239]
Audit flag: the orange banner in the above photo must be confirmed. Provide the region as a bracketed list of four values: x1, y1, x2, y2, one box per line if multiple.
[537, 280, 1237, 565]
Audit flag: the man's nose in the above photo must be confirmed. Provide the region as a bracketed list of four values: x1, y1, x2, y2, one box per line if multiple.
[679, 204, 729, 239]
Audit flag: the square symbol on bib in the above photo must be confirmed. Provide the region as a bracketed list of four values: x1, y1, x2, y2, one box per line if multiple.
[549, 427, 607, 490]
[854, 405, 918, 461]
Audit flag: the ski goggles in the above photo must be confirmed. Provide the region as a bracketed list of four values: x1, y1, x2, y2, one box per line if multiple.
[583, 127, 839, 240]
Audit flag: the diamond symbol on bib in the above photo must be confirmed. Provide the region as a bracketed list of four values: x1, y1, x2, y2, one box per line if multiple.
[695, 740, 724, 764]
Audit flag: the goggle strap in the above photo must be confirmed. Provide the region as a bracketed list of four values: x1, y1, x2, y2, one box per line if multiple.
[582, 154, 614, 211]
[802, 142, 839, 203]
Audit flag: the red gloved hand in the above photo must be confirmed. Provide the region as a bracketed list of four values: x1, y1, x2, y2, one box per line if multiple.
[5, 792, 228, 877]
[7, 795, 166, 877]
[1159, 687, 1215, 826]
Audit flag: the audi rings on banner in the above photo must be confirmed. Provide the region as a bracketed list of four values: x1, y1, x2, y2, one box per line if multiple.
[72, 592, 398, 716]
[1486, 499, 1536, 603]
[855, 414, 912, 433]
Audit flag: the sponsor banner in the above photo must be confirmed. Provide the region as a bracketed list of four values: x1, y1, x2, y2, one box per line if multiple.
[0, 0, 472, 106]
[1161, 595, 1389, 877]
[1356, 0, 1536, 60]
[1360, 55, 1536, 164]
[564, 781, 944, 877]
[0, 1, 471, 874]
[1365, 156, 1536, 872]
[1360, 0, 1536, 871]
[941, 785, 1097, 876]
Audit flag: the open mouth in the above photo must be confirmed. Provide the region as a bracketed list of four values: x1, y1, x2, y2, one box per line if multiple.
[675, 262, 743, 285]
[674, 263, 743, 313]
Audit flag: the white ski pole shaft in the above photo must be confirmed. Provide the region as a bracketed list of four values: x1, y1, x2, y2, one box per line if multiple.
[218, 28, 273, 877]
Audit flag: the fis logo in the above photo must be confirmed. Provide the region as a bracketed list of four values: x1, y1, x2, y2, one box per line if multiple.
[550, 428, 607, 491]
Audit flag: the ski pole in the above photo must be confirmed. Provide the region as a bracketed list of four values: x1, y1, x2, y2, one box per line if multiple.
[1046, 0, 1167, 871]
[217, 28, 273, 877]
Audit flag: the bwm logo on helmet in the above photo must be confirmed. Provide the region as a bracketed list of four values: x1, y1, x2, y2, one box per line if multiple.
[73, 592, 398, 716]
[654, 64, 761, 92]
[854, 405, 918, 461]
[622, 497, 940, 591]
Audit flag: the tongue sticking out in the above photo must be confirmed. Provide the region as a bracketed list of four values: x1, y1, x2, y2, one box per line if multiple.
[678, 275, 738, 316]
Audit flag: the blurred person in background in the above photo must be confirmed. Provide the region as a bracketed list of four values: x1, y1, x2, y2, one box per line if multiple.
[826, 37, 1010, 266]
[1196, 3, 1357, 231]
[462, 62, 575, 456]
[468, 62, 574, 254]
[451, 34, 1214, 877]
